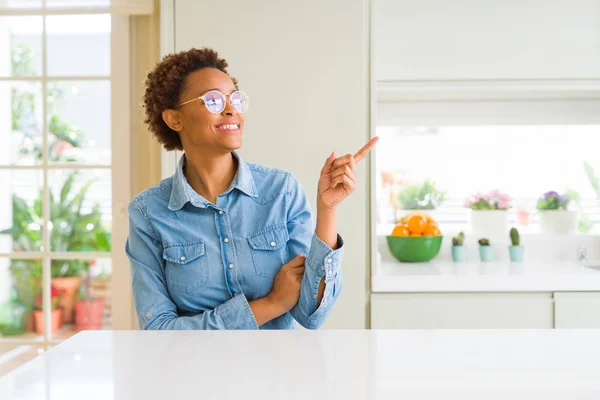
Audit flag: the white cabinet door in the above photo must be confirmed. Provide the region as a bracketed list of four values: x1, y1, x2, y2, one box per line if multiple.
[554, 292, 600, 329]
[371, 293, 553, 329]
[375, 0, 600, 81]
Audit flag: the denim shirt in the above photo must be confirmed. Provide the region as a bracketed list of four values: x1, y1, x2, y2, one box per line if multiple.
[125, 151, 344, 330]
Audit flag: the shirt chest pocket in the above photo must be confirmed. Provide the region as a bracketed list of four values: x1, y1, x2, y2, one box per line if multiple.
[163, 241, 209, 294]
[247, 224, 290, 279]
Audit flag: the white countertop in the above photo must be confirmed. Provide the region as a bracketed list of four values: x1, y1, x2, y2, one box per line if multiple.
[372, 260, 600, 292]
[2, 330, 600, 399]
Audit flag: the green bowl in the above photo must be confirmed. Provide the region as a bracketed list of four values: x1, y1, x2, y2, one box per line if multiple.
[386, 235, 443, 262]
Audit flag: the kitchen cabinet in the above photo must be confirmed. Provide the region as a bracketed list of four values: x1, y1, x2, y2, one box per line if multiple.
[554, 292, 600, 329]
[375, 0, 600, 82]
[371, 293, 553, 329]
[371, 292, 600, 329]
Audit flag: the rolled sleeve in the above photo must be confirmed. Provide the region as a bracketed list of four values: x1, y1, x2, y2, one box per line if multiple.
[306, 233, 344, 279]
[216, 293, 259, 330]
[284, 172, 345, 329]
[298, 233, 344, 329]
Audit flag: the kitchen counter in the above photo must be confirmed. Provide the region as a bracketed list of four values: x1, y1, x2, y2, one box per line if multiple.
[372, 260, 600, 292]
[1, 330, 600, 399]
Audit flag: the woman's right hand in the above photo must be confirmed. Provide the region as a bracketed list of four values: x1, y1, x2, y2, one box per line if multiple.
[266, 254, 306, 314]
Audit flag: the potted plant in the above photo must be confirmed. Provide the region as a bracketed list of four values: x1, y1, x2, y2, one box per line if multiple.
[2, 172, 111, 326]
[451, 231, 467, 262]
[478, 238, 494, 262]
[536, 191, 578, 234]
[0, 286, 28, 336]
[33, 285, 63, 335]
[508, 227, 524, 262]
[8, 260, 41, 331]
[396, 179, 446, 221]
[75, 270, 105, 331]
[3, 44, 109, 327]
[397, 178, 446, 210]
[465, 190, 512, 238]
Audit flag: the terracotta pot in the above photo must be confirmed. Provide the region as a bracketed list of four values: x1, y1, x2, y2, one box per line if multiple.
[51, 276, 82, 323]
[75, 299, 105, 331]
[516, 209, 530, 226]
[27, 312, 35, 332]
[34, 309, 63, 335]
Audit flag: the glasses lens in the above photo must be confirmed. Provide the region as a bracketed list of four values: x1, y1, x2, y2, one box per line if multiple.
[203, 91, 225, 113]
[230, 91, 249, 113]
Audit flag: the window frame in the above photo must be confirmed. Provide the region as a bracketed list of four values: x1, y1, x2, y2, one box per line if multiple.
[0, 4, 132, 350]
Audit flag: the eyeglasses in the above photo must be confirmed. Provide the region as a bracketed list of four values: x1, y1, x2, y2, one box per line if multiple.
[175, 90, 250, 114]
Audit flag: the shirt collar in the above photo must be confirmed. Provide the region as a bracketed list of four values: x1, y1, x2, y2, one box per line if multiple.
[168, 151, 258, 211]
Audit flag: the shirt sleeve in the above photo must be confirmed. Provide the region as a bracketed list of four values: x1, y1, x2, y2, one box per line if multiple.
[285, 174, 344, 329]
[126, 199, 258, 330]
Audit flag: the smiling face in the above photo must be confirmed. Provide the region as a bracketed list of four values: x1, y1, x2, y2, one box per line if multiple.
[163, 68, 244, 155]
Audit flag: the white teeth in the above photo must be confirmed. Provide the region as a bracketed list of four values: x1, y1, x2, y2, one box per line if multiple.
[218, 124, 238, 130]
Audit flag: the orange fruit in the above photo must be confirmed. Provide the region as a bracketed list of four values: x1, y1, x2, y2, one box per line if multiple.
[410, 232, 422, 237]
[391, 224, 410, 237]
[399, 211, 437, 226]
[423, 225, 441, 236]
[406, 215, 427, 234]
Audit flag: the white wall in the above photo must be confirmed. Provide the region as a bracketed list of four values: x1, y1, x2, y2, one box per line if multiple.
[170, 0, 371, 328]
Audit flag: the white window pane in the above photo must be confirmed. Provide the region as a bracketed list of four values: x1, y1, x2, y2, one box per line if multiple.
[49, 169, 111, 253]
[48, 81, 111, 165]
[0, 0, 41, 10]
[0, 16, 43, 77]
[50, 259, 112, 337]
[1, 81, 43, 166]
[375, 125, 600, 234]
[46, 15, 111, 77]
[0, 257, 42, 341]
[0, 170, 44, 253]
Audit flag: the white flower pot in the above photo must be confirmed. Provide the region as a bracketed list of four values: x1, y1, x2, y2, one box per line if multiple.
[539, 210, 578, 234]
[469, 210, 508, 239]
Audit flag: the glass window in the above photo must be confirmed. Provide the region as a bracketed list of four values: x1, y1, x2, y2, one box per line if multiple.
[375, 125, 600, 235]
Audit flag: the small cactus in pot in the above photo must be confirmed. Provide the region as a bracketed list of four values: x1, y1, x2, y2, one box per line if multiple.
[451, 231, 467, 262]
[508, 227, 524, 262]
[478, 238, 494, 262]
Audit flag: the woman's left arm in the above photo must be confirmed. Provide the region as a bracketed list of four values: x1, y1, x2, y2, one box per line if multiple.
[288, 137, 379, 329]
[285, 174, 344, 330]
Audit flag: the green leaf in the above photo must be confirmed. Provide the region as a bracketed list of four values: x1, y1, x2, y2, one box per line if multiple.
[0, 226, 20, 235]
[584, 161, 600, 198]
[33, 193, 42, 217]
[96, 230, 111, 251]
[68, 180, 93, 215]
[60, 172, 77, 205]
[396, 179, 446, 210]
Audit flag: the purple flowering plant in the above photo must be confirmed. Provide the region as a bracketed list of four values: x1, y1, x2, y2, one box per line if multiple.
[536, 191, 572, 210]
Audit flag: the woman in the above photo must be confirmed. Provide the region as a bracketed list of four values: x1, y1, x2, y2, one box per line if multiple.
[126, 48, 377, 330]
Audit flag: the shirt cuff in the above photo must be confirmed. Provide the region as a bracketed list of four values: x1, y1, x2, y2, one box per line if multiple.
[306, 233, 344, 281]
[216, 293, 259, 330]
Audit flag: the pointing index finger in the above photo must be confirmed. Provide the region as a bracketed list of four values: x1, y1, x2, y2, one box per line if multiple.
[353, 136, 379, 163]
